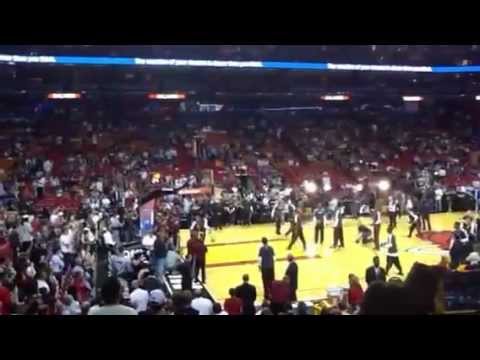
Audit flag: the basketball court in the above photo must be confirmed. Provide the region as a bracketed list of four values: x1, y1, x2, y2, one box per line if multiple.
[179, 212, 460, 301]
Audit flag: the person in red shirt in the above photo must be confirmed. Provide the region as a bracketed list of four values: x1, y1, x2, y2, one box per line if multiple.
[0, 272, 12, 315]
[0, 231, 13, 264]
[270, 276, 291, 315]
[187, 231, 208, 283]
[347, 274, 364, 314]
[223, 288, 243, 315]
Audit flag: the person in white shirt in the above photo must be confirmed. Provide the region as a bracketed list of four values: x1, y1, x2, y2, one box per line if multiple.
[165, 247, 182, 273]
[50, 249, 65, 280]
[129, 280, 150, 313]
[191, 289, 214, 315]
[43, 159, 53, 174]
[60, 227, 76, 269]
[141, 232, 157, 249]
[17, 217, 34, 253]
[101, 196, 111, 209]
[88, 277, 137, 315]
[102, 228, 115, 247]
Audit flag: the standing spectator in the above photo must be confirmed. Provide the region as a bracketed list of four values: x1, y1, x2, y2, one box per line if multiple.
[88, 277, 137, 315]
[177, 255, 193, 291]
[165, 245, 181, 274]
[285, 254, 298, 302]
[59, 227, 76, 270]
[223, 288, 243, 315]
[270, 276, 291, 315]
[187, 231, 208, 283]
[0, 231, 13, 264]
[365, 256, 387, 286]
[49, 248, 65, 283]
[235, 274, 257, 315]
[152, 234, 167, 278]
[258, 237, 275, 300]
[347, 274, 364, 314]
[17, 217, 33, 254]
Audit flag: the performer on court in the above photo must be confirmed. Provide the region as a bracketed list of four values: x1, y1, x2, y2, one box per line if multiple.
[387, 196, 399, 229]
[382, 226, 403, 276]
[356, 219, 373, 245]
[332, 205, 344, 249]
[371, 207, 382, 250]
[271, 199, 285, 235]
[287, 208, 306, 251]
[313, 203, 326, 245]
[407, 206, 421, 238]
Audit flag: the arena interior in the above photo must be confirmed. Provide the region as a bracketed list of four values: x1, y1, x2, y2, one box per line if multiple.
[1, 45, 480, 315]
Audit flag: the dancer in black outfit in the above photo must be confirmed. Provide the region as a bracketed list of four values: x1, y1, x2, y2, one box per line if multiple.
[371, 208, 382, 250]
[332, 206, 344, 248]
[407, 207, 421, 238]
[313, 204, 326, 245]
[271, 200, 284, 235]
[382, 226, 403, 276]
[287, 209, 306, 251]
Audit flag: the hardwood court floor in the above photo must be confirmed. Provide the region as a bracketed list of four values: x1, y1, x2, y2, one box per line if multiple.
[179, 212, 460, 302]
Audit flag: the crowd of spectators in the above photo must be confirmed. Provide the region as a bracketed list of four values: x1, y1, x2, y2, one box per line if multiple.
[0, 107, 479, 315]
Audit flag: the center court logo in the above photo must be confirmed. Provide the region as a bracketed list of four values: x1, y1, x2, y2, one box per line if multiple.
[404, 245, 446, 255]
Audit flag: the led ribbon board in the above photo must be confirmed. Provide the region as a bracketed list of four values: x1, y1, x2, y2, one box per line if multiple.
[1, 53, 480, 73]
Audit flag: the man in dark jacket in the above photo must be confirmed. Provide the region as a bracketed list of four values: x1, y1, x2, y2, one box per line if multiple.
[365, 255, 387, 286]
[235, 274, 257, 315]
[383, 226, 403, 276]
[285, 254, 298, 302]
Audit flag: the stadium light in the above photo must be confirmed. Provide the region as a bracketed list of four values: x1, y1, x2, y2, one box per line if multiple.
[377, 179, 391, 192]
[321, 95, 350, 101]
[402, 96, 423, 102]
[47, 93, 81, 99]
[476, 95, 480, 101]
[353, 184, 364, 193]
[303, 180, 318, 194]
[148, 93, 186, 100]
